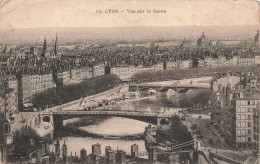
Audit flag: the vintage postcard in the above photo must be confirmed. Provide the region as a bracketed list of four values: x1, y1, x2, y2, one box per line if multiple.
[0, 0, 260, 163]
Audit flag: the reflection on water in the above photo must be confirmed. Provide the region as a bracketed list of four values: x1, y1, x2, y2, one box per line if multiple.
[79, 117, 149, 136]
[59, 117, 149, 158]
[58, 137, 146, 156]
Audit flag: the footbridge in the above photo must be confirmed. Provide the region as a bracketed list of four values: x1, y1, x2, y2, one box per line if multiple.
[39, 110, 175, 129]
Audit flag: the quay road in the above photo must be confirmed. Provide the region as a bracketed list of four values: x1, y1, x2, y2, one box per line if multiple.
[46, 86, 124, 112]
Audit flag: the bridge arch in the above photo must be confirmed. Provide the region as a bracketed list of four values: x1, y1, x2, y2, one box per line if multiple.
[42, 116, 51, 122]
[53, 113, 158, 127]
[49, 111, 169, 129]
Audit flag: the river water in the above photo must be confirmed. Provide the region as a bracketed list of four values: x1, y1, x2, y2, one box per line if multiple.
[56, 89, 208, 158]
[57, 117, 149, 156]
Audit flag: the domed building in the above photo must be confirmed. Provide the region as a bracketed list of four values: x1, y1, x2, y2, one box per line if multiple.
[254, 30, 260, 47]
[197, 32, 211, 46]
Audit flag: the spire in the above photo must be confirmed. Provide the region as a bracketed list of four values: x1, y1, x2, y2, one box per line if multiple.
[41, 37, 46, 57]
[257, 30, 259, 35]
[2, 44, 7, 53]
[202, 32, 205, 37]
[54, 32, 58, 56]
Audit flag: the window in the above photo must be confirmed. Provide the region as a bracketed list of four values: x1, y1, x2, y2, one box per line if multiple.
[242, 107, 246, 113]
[248, 130, 251, 134]
[248, 122, 251, 127]
[242, 121, 246, 127]
[242, 114, 246, 120]
[237, 114, 241, 119]
[237, 136, 241, 142]
[237, 121, 241, 127]
[3, 123, 10, 134]
[242, 129, 246, 135]
[238, 107, 241, 113]
[248, 101, 251, 105]
[247, 115, 251, 120]
[238, 129, 241, 135]
[248, 137, 251, 142]
[247, 108, 251, 112]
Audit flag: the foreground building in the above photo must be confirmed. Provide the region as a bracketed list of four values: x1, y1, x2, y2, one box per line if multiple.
[253, 104, 260, 157]
[211, 73, 260, 154]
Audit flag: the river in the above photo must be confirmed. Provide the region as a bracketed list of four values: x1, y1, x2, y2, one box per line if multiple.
[55, 89, 209, 159]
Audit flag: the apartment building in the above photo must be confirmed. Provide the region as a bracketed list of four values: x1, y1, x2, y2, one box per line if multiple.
[57, 71, 71, 86]
[177, 60, 190, 69]
[237, 57, 255, 66]
[166, 61, 177, 70]
[253, 104, 260, 157]
[93, 64, 105, 78]
[211, 74, 260, 150]
[234, 91, 256, 149]
[110, 66, 133, 80]
[30, 73, 56, 95]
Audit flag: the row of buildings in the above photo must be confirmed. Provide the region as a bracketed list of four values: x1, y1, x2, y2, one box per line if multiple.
[0, 63, 106, 117]
[1, 52, 260, 118]
[111, 55, 260, 80]
[211, 72, 260, 157]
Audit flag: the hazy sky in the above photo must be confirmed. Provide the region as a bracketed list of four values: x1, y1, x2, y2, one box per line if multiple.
[0, 0, 259, 29]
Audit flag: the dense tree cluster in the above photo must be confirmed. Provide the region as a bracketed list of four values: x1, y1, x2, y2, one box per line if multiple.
[32, 74, 121, 108]
[133, 65, 259, 82]
[170, 115, 193, 144]
[179, 90, 211, 109]
[12, 126, 42, 158]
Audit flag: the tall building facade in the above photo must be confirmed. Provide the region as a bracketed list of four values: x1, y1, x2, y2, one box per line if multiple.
[211, 74, 260, 154]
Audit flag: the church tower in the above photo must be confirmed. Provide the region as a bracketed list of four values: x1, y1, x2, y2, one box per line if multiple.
[255, 30, 260, 47]
[2, 44, 7, 53]
[54, 33, 58, 57]
[41, 37, 46, 57]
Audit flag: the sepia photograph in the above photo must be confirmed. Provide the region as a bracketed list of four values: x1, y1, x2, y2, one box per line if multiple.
[0, 0, 260, 163]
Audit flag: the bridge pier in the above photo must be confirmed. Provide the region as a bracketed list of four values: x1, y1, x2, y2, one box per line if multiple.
[192, 139, 200, 162]
[53, 115, 64, 129]
[148, 145, 158, 162]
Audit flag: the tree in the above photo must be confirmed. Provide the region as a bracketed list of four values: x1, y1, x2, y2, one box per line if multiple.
[32, 74, 121, 109]
[13, 126, 42, 158]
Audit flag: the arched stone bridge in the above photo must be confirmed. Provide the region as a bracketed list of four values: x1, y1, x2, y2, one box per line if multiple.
[39, 110, 175, 129]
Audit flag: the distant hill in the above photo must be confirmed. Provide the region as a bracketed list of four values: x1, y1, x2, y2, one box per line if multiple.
[0, 25, 259, 43]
